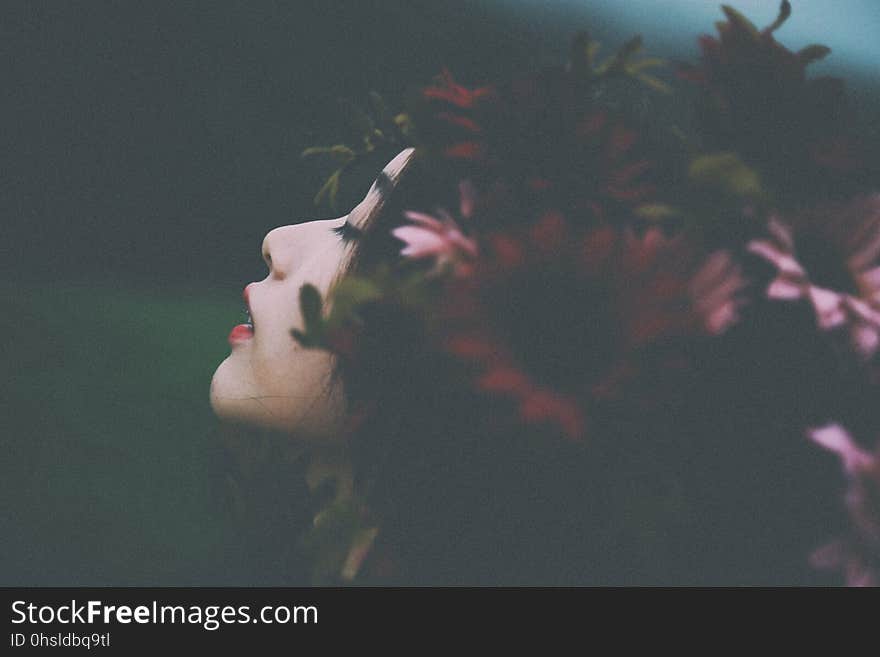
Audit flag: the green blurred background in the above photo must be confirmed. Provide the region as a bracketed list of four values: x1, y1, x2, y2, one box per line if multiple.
[2, 0, 879, 584]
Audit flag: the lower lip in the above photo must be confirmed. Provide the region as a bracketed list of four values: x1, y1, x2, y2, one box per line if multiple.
[228, 324, 254, 345]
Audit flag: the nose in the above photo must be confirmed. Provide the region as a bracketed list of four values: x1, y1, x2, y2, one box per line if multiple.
[261, 224, 300, 279]
[261, 220, 343, 279]
[261, 226, 291, 276]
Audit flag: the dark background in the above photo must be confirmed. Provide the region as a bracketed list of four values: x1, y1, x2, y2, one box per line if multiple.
[3, 0, 579, 289]
[2, 1, 878, 584]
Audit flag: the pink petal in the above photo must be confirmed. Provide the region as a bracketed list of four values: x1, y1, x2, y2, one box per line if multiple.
[393, 226, 450, 258]
[857, 266, 880, 294]
[767, 277, 804, 300]
[844, 296, 880, 326]
[767, 216, 795, 251]
[458, 180, 476, 219]
[479, 366, 531, 394]
[705, 304, 739, 335]
[403, 211, 445, 231]
[850, 323, 880, 357]
[690, 251, 746, 334]
[848, 564, 878, 587]
[808, 286, 846, 329]
[748, 240, 805, 277]
[809, 539, 846, 570]
[691, 251, 731, 291]
[449, 232, 479, 257]
[807, 423, 872, 474]
[849, 224, 880, 271]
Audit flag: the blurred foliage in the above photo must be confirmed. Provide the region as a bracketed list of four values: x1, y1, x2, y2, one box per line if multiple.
[301, 92, 413, 211]
[569, 32, 670, 93]
[0, 282, 290, 584]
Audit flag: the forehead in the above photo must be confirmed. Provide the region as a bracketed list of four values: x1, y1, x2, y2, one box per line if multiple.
[348, 148, 415, 229]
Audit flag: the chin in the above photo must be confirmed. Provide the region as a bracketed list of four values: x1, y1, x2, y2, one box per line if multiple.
[210, 356, 321, 436]
[210, 350, 348, 440]
[209, 355, 261, 426]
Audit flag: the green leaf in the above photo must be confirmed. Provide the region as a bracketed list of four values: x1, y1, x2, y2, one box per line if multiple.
[688, 152, 762, 198]
[313, 169, 342, 209]
[340, 527, 379, 581]
[721, 5, 760, 39]
[300, 498, 362, 585]
[394, 112, 415, 140]
[290, 327, 313, 347]
[632, 71, 671, 94]
[634, 204, 679, 221]
[797, 44, 831, 66]
[300, 144, 356, 164]
[603, 35, 644, 74]
[326, 277, 382, 328]
[299, 283, 325, 338]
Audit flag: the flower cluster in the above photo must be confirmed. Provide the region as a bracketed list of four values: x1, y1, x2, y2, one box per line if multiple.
[748, 195, 880, 358]
[808, 424, 880, 586]
[415, 57, 659, 229]
[300, 2, 880, 585]
[679, 1, 863, 201]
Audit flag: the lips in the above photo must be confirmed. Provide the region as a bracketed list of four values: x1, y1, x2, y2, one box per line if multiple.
[228, 323, 254, 345]
[229, 284, 256, 346]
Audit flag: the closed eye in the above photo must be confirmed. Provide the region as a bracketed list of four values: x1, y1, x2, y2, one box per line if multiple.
[332, 220, 364, 243]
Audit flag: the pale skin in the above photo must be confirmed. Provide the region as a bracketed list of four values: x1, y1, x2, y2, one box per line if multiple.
[210, 148, 415, 439]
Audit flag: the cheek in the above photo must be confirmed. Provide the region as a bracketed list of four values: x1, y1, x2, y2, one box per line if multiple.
[248, 347, 344, 436]
[250, 290, 304, 388]
[227, 239, 351, 434]
[250, 339, 300, 397]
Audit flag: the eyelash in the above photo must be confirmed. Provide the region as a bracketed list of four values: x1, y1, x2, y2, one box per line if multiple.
[333, 221, 364, 243]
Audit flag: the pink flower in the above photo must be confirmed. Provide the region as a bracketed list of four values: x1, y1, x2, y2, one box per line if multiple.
[392, 181, 478, 276]
[748, 195, 880, 358]
[689, 250, 748, 336]
[807, 423, 880, 586]
[809, 540, 878, 587]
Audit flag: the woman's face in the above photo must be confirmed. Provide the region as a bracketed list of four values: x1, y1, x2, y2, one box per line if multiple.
[210, 148, 414, 437]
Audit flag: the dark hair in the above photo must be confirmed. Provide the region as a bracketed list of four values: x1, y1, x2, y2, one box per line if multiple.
[327, 155, 585, 584]
[317, 149, 848, 585]
[325, 155, 659, 584]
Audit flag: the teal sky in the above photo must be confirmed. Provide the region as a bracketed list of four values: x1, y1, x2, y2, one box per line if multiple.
[500, 1, 879, 80]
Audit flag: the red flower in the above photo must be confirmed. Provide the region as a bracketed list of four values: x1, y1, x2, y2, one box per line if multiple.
[434, 214, 745, 441]
[422, 68, 495, 109]
[417, 66, 657, 229]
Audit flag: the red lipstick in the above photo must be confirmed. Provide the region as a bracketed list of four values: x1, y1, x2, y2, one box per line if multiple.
[230, 284, 255, 346]
[228, 324, 254, 345]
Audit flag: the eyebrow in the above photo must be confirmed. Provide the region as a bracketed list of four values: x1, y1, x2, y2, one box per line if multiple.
[350, 170, 395, 230]
[373, 171, 394, 197]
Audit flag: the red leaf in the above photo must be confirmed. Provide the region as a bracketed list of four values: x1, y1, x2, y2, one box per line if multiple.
[436, 112, 482, 133]
[444, 141, 486, 159]
[478, 366, 531, 394]
[423, 68, 494, 108]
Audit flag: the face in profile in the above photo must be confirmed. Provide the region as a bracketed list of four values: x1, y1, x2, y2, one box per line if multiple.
[210, 148, 415, 438]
